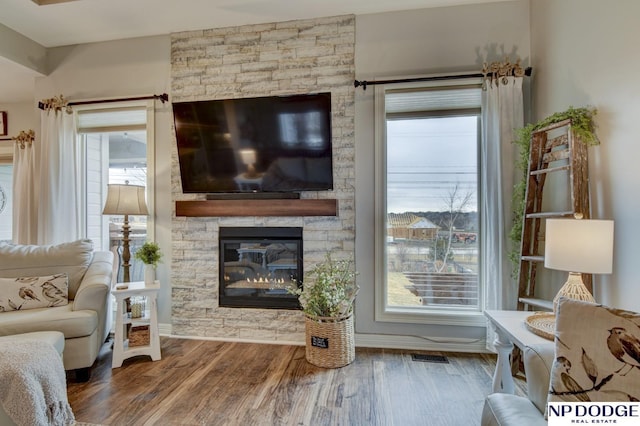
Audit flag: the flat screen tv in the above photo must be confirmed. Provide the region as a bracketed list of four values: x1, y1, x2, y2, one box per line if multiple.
[172, 92, 333, 194]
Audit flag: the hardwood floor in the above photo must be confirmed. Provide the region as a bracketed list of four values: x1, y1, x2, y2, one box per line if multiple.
[66, 337, 526, 426]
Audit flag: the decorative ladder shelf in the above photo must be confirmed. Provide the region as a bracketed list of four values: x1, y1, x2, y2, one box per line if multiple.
[516, 118, 592, 311]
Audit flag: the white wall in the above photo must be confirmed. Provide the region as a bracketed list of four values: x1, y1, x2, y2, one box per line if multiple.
[530, 0, 640, 312]
[354, 1, 531, 343]
[35, 35, 174, 323]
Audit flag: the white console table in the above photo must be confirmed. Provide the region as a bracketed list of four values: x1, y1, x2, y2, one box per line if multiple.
[484, 310, 554, 394]
[111, 280, 161, 368]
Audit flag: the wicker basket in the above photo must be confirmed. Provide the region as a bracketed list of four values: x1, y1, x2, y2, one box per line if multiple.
[129, 325, 150, 347]
[305, 313, 354, 368]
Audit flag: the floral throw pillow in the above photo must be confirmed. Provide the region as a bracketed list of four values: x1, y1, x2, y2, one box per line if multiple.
[549, 298, 640, 403]
[0, 274, 69, 312]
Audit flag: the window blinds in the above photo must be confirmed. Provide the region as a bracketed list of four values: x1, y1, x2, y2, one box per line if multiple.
[385, 85, 481, 119]
[76, 106, 147, 133]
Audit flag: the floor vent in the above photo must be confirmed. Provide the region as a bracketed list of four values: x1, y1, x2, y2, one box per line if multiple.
[411, 354, 449, 363]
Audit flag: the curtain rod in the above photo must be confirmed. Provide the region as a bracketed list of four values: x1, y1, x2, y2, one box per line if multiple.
[354, 67, 532, 90]
[38, 93, 169, 110]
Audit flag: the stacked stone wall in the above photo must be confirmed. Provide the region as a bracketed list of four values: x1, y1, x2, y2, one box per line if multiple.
[170, 15, 355, 341]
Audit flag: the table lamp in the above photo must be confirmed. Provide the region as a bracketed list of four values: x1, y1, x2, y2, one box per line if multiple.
[239, 149, 257, 178]
[544, 218, 614, 313]
[103, 183, 149, 282]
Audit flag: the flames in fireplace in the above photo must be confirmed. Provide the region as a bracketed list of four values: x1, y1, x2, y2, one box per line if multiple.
[223, 264, 294, 290]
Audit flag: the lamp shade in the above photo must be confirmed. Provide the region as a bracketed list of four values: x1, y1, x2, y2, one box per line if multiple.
[239, 149, 256, 165]
[544, 218, 614, 274]
[102, 184, 149, 216]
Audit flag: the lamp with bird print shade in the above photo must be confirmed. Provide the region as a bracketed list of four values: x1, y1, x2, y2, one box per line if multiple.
[103, 183, 149, 283]
[544, 218, 614, 313]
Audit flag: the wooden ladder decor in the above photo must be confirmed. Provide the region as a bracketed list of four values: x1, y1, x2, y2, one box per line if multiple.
[516, 118, 592, 311]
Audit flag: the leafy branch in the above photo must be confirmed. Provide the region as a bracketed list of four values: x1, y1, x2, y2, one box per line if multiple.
[290, 253, 358, 318]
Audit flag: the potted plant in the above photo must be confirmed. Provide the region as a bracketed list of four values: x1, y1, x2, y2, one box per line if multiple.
[291, 253, 358, 368]
[134, 241, 162, 286]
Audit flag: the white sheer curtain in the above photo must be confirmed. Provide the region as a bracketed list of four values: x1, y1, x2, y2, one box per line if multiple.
[37, 107, 81, 245]
[481, 73, 524, 349]
[12, 132, 38, 244]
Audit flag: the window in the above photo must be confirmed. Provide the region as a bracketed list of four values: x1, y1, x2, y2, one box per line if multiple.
[0, 163, 12, 244]
[375, 80, 482, 323]
[76, 102, 155, 283]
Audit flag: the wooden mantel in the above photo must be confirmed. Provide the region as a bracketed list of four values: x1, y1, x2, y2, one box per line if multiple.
[175, 199, 338, 217]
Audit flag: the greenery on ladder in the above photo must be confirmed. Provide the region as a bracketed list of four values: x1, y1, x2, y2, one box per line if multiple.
[508, 106, 600, 276]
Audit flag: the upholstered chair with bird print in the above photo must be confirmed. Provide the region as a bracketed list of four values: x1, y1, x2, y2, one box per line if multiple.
[548, 298, 640, 405]
[482, 298, 640, 426]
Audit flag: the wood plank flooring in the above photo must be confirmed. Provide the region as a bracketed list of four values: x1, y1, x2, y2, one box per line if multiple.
[66, 337, 526, 426]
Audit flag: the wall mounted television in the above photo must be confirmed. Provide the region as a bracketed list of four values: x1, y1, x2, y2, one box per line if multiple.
[172, 92, 333, 194]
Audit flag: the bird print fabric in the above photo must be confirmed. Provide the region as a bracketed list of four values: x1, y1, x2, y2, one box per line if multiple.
[549, 298, 640, 403]
[0, 274, 68, 311]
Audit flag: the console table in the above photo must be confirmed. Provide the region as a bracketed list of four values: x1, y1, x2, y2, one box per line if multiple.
[484, 310, 554, 394]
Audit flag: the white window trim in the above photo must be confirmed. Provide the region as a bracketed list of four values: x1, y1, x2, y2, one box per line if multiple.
[75, 99, 156, 244]
[373, 78, 486, 327]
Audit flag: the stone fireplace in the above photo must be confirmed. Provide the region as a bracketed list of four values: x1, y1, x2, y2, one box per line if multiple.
[170, 15, 355, 343]
[219, 227, 302, 310]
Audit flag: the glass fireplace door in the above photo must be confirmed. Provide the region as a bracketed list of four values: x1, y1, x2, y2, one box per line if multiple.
[219, 227, 302, 310]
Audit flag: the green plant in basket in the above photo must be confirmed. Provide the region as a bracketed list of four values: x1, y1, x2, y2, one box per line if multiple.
[291, 253, 358, 318]
[134, 241, 163, 268]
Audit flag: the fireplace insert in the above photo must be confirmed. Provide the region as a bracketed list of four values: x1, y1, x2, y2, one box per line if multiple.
[219, 227, 302, 310]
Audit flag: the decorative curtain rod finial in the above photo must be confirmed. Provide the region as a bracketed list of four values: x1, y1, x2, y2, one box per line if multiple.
[39, 94, 72, 113]
[482, 58, 527, 88]
[13, 129, 35, 149]
[353, 80, 367, 90]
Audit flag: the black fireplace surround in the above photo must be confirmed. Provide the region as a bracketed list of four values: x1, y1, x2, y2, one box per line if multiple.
[219, 227, 303, 310]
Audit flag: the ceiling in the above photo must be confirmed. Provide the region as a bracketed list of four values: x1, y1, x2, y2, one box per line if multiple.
[0, 0, 515, 103]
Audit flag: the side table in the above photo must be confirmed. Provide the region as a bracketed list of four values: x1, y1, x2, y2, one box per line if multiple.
[484, 310, 554, 394]
[111, 280, 161, 368]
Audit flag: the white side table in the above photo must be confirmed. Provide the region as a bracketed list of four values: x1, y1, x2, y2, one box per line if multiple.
[484, 310, 554, 394]
[111, 280, 161, 368]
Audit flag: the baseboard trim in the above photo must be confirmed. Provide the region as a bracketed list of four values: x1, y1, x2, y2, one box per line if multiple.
[159, 323, 489, 353]
[159, 323, 172, 336]
[355, 333, 489, 353]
